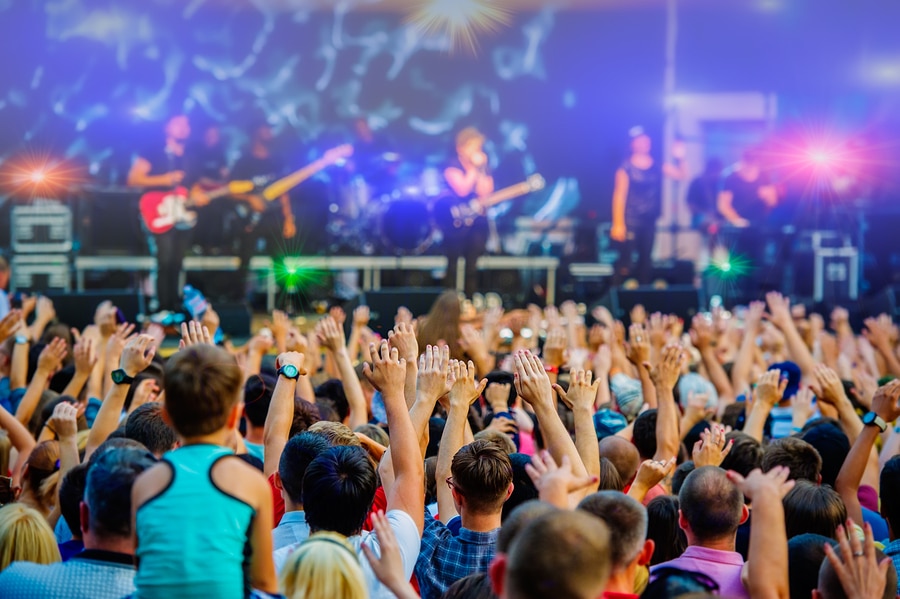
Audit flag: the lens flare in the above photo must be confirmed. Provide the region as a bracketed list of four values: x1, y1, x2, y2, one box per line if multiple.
[407, 0, 511, 54]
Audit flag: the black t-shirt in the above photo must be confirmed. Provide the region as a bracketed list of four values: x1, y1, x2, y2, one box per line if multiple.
[724, 171, 770, 224]
[622, 160, 662, 225]
[188, 143, 227, 183]
[230, 153, 282, 181]
[687, 174, 718, 216]
[136, 144, 188, 190]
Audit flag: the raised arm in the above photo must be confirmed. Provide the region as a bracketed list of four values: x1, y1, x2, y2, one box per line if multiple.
[627, 324, 658, 409]
[514, 350, 590, 483]
[647, 345, 686, 463]
[766, 292, 818, 379]
[388, 323, 419, 410]
[61, 337, 98, 401]
[317, 316, 368, 430]
[811, 364, 864, 443]
[15, 337, 67, 425]
[835, 380, 900, 526]
[727, 467, 795, 599]
[731, 301, 765, 396]
[554, 370, 602, 492]
[690, 315, 734, 401]
[84, 335, 156, 460]
[742, 370, 786, 443]
[262, 351, 305, 478]
[610, 168, 629, 242]
[863, 316, 900, 378]
[364, 341, 425, 533]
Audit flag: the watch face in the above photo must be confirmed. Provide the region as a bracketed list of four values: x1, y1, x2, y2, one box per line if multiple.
[863, 413, 875, 425]
[282, 364, 299, 379]
[112, 370, 127, 384]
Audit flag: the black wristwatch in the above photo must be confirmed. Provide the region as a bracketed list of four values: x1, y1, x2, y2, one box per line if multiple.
[277, 364, 300, 380]
[862, 412, 888, 433]
[111, 369, 135, 386]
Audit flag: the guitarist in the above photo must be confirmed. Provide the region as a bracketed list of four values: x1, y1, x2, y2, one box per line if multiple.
[229, 122, 296, 300]
[127, 114, 209, 315]
[443, 127, 494, 297]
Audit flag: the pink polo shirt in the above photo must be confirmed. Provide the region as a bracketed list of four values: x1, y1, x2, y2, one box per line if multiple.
[650, 545, 748, 599]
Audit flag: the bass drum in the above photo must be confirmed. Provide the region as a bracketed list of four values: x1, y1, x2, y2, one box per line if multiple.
[379, 200, 434, 255]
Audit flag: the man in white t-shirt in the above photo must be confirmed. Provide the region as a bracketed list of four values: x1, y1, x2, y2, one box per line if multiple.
[277, 342, 424, 599]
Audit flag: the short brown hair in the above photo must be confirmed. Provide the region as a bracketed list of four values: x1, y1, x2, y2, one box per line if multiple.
[308, 421, 361, 448]
[761, 437, 822, 483]
[451, 440, 513, 514]
[473, 429, 516, 455]
[163, 345, 242, 437]
[507, 510, 612, 599]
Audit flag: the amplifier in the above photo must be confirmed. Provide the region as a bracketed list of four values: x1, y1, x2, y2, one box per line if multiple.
[11, 201, 73, 253]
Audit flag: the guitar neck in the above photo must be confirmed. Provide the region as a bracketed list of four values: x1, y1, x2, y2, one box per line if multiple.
[262, 159, 327, 201]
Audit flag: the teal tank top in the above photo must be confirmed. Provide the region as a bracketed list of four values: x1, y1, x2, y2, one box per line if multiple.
[135, 444, 256, 599]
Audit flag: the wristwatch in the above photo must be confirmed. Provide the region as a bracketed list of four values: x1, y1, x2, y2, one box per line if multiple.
[277, 364, 300, 380]
[862, 412, 888, 433]
[111, 369, 135, 386]
[14, 334, 28, 345]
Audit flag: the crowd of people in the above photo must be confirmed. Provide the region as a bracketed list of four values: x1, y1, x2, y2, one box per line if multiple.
[0, 288, 898, 599]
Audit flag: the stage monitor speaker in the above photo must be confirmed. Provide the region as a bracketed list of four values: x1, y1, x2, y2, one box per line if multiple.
[610, 285, 703, 326]
[44, 290, 143, 331]
[361, 288, 446, 335]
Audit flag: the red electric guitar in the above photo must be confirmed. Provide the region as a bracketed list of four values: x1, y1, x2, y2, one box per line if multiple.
[139, 144, 354, 235]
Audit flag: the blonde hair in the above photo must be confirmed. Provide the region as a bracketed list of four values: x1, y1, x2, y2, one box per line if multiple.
[279, 532, 367, 599]
[0, 503, 61, 571]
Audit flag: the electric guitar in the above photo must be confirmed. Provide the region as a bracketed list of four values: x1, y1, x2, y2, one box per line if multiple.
[434, 174, 546, 231]
[139, 144, 354, 235]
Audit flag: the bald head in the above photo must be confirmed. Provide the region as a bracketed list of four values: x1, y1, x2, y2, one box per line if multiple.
[678, 466, 744, 543]
[599, 437, 640, 484]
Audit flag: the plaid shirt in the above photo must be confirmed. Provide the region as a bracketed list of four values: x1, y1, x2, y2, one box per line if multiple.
[884, 539, 900, 596]
[414, 514, 499, 599]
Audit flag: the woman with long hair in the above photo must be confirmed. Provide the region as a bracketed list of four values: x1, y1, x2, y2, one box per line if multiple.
[416, 290, 463, 360]
[0, 503, 61, 571]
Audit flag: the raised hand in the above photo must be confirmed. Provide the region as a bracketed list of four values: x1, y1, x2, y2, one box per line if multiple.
[94, 300, 117, 337]
[179, 321, 212, 349]
[689, 314, 716, 351]
[823, 520, 891, 599]
[328, 306, 347, 327]
[554, 369, 600, 412]
[692, 424, 734, 468]
[755, 369, 787, 408]
[316, 316, 346, 353]
[35, 296, 57, 327]
[745, 300, 766, 331]
[394, 306, 413, 326]
[871, 379, 900, 423]
[632, 457, 677, 492]
[648, 313, 669, 350]
[592, 344, 612, 379]
[48, 401, 79, 441]
[0, 309, 22, 342]
[268, 310, 290, 348]
[513, 350, 554, 410]
[107, 322, 137, 356]
[38, 337, 68, 375]
[863, 316, 894, 352]
[447, 359, 487, 410]
[72, 337, 98, 376]
[416, 345, 453, 404]
[275, 351, 307, 375]
[484, 381, 512, 412]
[525, 451, 598, 508]
[353, 305, 371, 327]
[726, 466, 795, 501]
[285, 326, 308, 354]
[627, 324, 651, 367]
[542, 328, 567, 368]
[630, 304, 647, 326]
[120, 335, 157, 377]
[458, 323, 489, 362]
[811, 364, 849, 407]
[648, 344, 687, 391]
[364, 340, 407, 398]
[792, 387, 816, 429]
[766, 292, 793, 330]
[247, 333, 274, 356]
[130, 378, 161, 413]
[388, 322, 418, 364]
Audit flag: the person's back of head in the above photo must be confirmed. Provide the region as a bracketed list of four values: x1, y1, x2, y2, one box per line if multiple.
[720, 432, 762, 478]
[782, 481, 847, 540]
[672, 461, 695, 496]
[125, 402, 178, 457]
[243, 373, 275, 429]
[22, 440, 60, 514]
[815, 547, 897, 599]
[279, 532, 367, 599]
[762, 437, 822, 483]
[451, 440, 513, 517]
[646, 496, 687, 565]
[443, 572, 497, 599]
[355, 424, 389, 448]
[502, 454, 538, 522]
[163, 345, 243, 438]
[85, 446, 157, 542]
[474, 429, 516, 456]
[880, 456, 900, 535]
[290, 398, 321, 438]
[0, 503, 60, 570]
[578, 491, 650, 574]
[307, 421, 361, 448]
[788, 534, 836, 599]
[598, 436, 641, 485]
[278, 432, 331, 507]
[801, 422, 850, 488]
[678, 466, 746, 546]
[303, 446, 377, 537]
[59, 463, 89, 541]
[632, 410, 658, 460]
[492, 510, 612, 599]
[497, 500, 559, 554]
[598, 458, 624, 492]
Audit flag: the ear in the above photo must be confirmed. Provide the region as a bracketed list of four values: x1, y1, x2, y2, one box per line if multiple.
[739, 504, 750, 525]
[812, 590, 823, 599]
[80, 500, 90, 535]
[637, 539, 655, 567]
[678, 509, 688, 532]
[273, 471, 284, 491]
[504, 482, 515, 503]
[160, 405, 174, 427]
[816, 473, 822, 486]
[489, 555, 508, 598]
